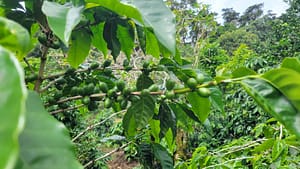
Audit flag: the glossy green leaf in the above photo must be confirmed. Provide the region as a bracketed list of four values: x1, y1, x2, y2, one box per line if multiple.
[19, 91, 83, 169]
[149, 119, 160, 143]
[136, 74, 154, 91]
[281, 57, 300, 73]
[0, 17, 31, 59]
[241, 78, 300, 138]
[152, 143, 173, 169]
[133, 0, 176, 55]
[42, 1, 84, 45]
[262, 68, 300, 111]
[91, 22, 108, 57]
[85, 0, 143, 23]
[178, 103, 201, 123]
[232, 67, 257, 78]
[156, 103, 176, 139]
[123, 95, 155, 136]
[67, 29, 91, 68]
[145, 28, 160, 58]
[0, 46, 26, 169]
[103, 21, 121, 60]
[117, 21, 134, 60]
[209, 86, 224, 114]
[187, 92, 211, 123]
[169, 103, 192, 130]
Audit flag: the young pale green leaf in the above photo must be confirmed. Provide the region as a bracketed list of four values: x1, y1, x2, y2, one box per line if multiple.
[149, 119, 160, 143]
[133, 0, 176, 55]
[187, 92, 211, 123]
[0, 46, 26, 169]
[156, 103, 176, 139]
[123, 95, 155, 136]
[145, 28, 160, 58]
[19, 91, 83, 169]
[91, 22, 108, 57]
[136, 74, 154, 91]
[117, 21, 134, 60]
[67, 29, 91, 68]
[281, 57, 300, 73]
[85, 0, 143, 23]
[42, 1, 84, 45]
[0, 17, 31, 59]
[262, 68, 300, 111]
[241, 78, 300, 138]
[152, 143, 174, 169]
[103, 21, 121, 60]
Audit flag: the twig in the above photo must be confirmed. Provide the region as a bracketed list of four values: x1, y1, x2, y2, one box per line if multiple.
[279, 124, 283, 139]
[34, 46, 49, 92]
[83, 141, 133, 168]
[72, 110, 125, 142]
[39, 77, 64, 93]
[202, 156, 254, 169]
[23, 57, 35, 73]
[50, 104, 85, 115]
[212, 138, 266, 156]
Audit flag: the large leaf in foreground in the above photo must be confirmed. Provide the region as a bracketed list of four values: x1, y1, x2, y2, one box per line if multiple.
[133, 0, 176, 55]
[19, 91, 83, 169]
[0, 46, 26, 169]
[241, 78, 300, 138]
[262, 68, 300, 111]
[42, 1, 84, 45]
[0, 17, 31, 59]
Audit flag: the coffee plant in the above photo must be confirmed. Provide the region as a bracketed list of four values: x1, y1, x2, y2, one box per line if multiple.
[1, 0, 300, 169]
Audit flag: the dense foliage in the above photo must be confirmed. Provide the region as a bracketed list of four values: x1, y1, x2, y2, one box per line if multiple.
[1, 0, 300, 169]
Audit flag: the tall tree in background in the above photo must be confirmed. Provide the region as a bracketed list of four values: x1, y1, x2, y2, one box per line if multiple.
[239, 3, 264, 26]
[222, 8, 240, 25]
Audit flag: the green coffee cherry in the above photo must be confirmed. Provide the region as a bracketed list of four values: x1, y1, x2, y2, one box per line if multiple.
[197, 87, 211, 97]
[196, 74, 205, 84]
[166, 80, 176, 90]
[187, 78, 197, 89]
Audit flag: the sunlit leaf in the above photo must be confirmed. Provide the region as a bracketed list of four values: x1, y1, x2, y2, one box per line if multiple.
[0, 46, 26, 169]
[42, 1, 84, 45]
[91, 22, 108, 57]
[67, 29, 91, 68]
[145, 28, 160, 58]
[187, 92, 211, 123]
[117, 21, 134, 59]
[241, 78, 300, 138]
[133, 0, 176, 55]
[0, 17, 31, 59]
[85, 0, 143, 23]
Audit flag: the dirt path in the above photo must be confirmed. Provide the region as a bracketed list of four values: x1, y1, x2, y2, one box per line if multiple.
[107, 150, 139, 169]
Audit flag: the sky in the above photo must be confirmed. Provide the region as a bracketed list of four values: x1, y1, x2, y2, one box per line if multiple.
[199, 0, 289, 22]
